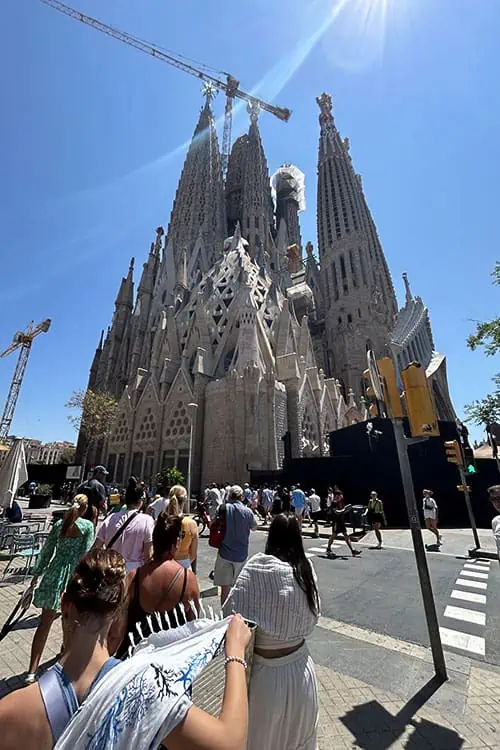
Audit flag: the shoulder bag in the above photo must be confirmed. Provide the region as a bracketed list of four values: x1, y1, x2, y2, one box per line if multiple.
[209, 507, 226, 549]
[107, 511, 139, 550]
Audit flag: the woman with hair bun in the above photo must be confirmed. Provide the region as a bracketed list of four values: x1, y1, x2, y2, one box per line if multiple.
[25, 493, 94, 683]
[0, 549, 125, 748]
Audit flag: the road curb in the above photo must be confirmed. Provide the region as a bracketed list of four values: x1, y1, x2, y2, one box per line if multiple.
[200, 586, 218, 598]
[468, 547, 498, 561]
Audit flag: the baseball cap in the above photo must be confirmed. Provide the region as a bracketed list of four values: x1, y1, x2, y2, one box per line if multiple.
[231, 484, 244, 498]
[94, 465, 109, 475]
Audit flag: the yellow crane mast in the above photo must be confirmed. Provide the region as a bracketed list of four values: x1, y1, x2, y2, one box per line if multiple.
[0, 320, 51, 444]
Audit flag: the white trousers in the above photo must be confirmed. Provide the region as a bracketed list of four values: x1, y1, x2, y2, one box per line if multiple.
[247, 642, 318, 750]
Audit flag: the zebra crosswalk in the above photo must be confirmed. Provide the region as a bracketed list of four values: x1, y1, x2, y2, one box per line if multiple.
[305, 541, 345, 559]
[439, 558, 492, 657]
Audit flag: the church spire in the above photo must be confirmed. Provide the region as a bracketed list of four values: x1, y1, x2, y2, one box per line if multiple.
[316, 92, 397, 392]
[226, 103, 275, 260]
[402, 272, 412, 304]
[114, 257, 134, 310]
[166, 92, 226, 279]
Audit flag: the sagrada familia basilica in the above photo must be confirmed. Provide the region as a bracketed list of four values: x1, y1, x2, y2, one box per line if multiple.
[79, 90, 455, 489]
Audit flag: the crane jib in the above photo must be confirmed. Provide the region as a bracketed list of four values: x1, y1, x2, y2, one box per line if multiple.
[40, 0, 292, 124]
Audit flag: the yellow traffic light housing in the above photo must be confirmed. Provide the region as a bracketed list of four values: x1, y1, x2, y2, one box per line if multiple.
[377, 357, 403, 419]
[363, 369, 380, 417]
[401, 362, 439, 437]
[445, 440, 463, 466]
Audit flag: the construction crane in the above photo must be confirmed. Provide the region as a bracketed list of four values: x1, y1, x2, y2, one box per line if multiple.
[0, 319, 51, 444]
[40, 0, 292, 177]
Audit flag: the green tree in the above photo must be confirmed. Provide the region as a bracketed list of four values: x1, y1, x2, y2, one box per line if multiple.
[464, 385, 500, 428]
[66, 389, 118, 471]
[467, 262, 500, 356]
[465, 263, 500, 428]
[154, 466, 185, 495]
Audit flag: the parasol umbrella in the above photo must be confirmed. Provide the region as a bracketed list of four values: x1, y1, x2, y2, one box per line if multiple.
[0, 438, 28, 510]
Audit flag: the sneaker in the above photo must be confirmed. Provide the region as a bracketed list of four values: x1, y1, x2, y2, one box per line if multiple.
[438, 536, 443, 545]
[352, 549, 362, 557]
[376, 544, 383, 550]
[24, 673, 36, 685]
[313, 532, 319, 538]
[326, 548, 333, 557]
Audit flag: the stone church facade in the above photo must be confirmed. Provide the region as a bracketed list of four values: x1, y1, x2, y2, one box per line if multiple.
[78, 91, 454, 489]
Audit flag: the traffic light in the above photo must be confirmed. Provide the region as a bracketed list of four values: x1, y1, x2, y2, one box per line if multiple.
[463, 446, 478, 475]
[401, 362, 439, 437]
[362, 369, 379, 418]
[445, 440, 463, 466]
[377, 357, 403, 419]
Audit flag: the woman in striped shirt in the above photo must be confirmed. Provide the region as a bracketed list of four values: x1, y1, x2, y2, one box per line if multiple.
[223, 514, 320, 750]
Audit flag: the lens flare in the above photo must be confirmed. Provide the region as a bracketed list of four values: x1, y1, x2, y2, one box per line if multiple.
[321, 0, 414, 72]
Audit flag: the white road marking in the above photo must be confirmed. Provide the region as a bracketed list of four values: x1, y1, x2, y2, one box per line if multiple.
[464, 562, 489, 571]
[444, 605, 486, 626]
[455, 578, 488, 590]
[308, 544, 342, 553]
[459, 570, 489, 580]
[450, 589, 487, 605]
[305, 553, 315, 559]
[439, 627, 485, 655]
[471, 559, 491, 565]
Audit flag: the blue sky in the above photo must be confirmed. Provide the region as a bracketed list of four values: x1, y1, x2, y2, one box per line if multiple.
[0, 0, 498, 446]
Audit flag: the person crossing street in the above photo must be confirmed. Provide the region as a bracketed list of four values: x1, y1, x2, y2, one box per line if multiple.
[326, 490, 361, 558]
[308, 489, 322, 538]
[291, 484, 306, 531]
[364, 491, 386, 549]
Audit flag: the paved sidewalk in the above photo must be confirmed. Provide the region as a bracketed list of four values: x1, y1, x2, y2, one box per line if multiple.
[316, 661, 500, 749]
[2, 569, 500, 748]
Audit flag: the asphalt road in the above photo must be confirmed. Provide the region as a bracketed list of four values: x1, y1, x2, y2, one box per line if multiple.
[196, 528, 500, 667]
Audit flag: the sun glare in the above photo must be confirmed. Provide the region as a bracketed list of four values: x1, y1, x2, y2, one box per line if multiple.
[324, 0, 414, 71]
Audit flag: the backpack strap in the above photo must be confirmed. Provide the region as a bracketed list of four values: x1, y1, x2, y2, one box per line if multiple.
[39, 668, 74, 743]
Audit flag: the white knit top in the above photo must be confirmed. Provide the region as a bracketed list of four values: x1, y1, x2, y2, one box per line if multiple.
[223, 552, 320, 650]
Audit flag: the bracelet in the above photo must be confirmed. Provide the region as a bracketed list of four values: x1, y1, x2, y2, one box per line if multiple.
[224, 656, 248, 670]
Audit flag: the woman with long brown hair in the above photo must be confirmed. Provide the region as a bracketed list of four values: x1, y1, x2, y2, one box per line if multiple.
[110, 513, 200, 658]
[223, 513, 321, 750]
[25, 493, 94, 683]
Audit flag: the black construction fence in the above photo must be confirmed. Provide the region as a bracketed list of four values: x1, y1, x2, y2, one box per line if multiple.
[21, 464, 72, 501]
[250, 419, 500, 530]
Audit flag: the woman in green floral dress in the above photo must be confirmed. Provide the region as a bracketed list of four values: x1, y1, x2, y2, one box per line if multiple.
[26, 494, 94, 682]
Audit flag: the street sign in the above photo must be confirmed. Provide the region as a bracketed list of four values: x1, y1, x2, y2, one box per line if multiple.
[66, 465, 82, 480]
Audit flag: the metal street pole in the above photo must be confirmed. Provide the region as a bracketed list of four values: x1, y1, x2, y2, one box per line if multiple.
[393, 418, 448, 682]
[186, 402, 198, 507]
[458, 465, 480, 550]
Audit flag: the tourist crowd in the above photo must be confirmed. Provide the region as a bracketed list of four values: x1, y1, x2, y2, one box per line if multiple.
[0, 466, 447, 749]
[0, 473, 320, 750]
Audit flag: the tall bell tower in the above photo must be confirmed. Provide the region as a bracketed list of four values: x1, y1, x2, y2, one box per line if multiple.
[316, 92, 397, 392]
